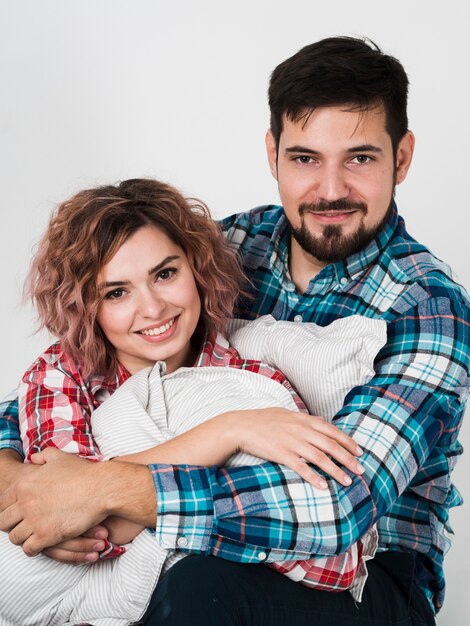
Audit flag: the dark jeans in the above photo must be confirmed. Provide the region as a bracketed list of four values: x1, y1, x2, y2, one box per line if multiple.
[143, 551, 436, 626]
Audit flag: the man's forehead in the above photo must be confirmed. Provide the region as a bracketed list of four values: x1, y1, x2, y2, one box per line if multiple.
[279, 105, 389, 146]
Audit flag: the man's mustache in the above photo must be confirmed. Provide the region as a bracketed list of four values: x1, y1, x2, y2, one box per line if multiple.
[299, 200, 367, 214]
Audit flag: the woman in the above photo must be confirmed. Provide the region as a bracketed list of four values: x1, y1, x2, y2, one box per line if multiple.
[0, 178, 370, 626]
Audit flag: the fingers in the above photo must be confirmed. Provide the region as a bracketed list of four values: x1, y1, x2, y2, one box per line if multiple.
[43, 543, 102, 564]
[8, 520, 34, 551]
[297, 416, 365, 477]
[279, 416, 366, 487]
[310, 433, 364, 477]
[295, 442, 358, 486]
[30, 447, 66, 465]
[21, 534, 45, 558]
[43, 549, 99, 564]
[309, 416, 363, 456]
[307, 437, 364, 483]
[0, 487, 17, 517]
[0, 502, 23, 532]
[281, 443, 354, 487]
[29, 452, 47, 466]
[41, 527, 108, 563]
[47, 536, 105, 553]
[283, 455, 329, 489]
[82, 524, 109, 540]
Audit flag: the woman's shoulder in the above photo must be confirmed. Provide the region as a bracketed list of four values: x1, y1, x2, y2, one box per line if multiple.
[22, 342, 88, 386]
[21, 342, 125, 399]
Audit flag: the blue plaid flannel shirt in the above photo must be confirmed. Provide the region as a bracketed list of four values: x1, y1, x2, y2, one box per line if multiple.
[151, 204, 470, 613]
[1, 204, 469, 612]
[0, 389, 22, 458]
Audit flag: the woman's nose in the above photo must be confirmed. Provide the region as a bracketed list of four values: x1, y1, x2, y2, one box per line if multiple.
[138, 290, 166, 318]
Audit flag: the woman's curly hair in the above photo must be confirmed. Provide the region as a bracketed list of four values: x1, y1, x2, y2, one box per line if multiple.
[26, 178, 244, 377]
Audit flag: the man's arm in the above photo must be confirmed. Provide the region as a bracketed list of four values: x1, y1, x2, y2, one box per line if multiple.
[147, 296, 470, 561]
[0, 448, 156, 556]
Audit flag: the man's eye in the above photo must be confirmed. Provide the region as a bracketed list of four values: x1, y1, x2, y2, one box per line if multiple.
[294, 156, 314, 165]
[351, 155, 372, 164]
[105, 288, 125, 300]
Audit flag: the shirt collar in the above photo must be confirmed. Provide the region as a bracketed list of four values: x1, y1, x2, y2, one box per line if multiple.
[268, 216, 297, 292]
[269, 203, 399, 291]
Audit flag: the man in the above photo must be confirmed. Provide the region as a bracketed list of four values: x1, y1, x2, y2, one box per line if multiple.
[1, 37, 469, 625]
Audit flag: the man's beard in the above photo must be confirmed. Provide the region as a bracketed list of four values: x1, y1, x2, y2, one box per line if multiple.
[290, 198, 393, 263]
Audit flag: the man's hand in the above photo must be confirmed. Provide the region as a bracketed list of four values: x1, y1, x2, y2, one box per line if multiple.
[0, 449, 30, 494]
[0, 447, 157, 557]
[0, 449, 106, 563]
[0, 449, 110, 556]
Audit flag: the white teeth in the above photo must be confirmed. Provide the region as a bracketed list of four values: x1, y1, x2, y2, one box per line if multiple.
[320, 211, 355, 217]
[140, 319, 174, 336]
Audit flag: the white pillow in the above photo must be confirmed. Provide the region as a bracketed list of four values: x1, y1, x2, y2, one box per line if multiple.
[227, 315, 387, 419]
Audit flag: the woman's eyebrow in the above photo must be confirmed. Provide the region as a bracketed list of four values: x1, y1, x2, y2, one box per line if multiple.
[148, 255, 180, 275]
[98, 279, 129, 289]
[98, 256, 181, 289]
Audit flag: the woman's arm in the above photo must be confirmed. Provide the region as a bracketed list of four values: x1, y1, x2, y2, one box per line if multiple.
[117, 408, 364, 488]
[19, 347, 104, 461]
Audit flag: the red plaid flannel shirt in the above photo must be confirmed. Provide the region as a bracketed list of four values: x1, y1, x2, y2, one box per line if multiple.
[18, 336, 363, 592]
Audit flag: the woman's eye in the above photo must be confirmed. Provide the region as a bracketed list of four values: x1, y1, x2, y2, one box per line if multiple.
[104, 288, 125, 300]
[156, 268, 176, 281]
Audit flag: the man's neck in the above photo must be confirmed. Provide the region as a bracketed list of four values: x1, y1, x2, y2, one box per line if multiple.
[288, 237, 327, 293]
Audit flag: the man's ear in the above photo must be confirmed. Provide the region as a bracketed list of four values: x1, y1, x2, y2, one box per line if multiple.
[265, 129, 279, 180]
[395, 130, 415, 185]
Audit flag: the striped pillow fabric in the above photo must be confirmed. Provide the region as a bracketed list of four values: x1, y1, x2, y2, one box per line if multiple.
[228, 315, 387, 419]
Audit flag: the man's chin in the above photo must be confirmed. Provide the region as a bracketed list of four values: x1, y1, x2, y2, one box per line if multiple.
[291, 223, 373, 263]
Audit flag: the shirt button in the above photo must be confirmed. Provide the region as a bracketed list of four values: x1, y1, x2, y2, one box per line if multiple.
[177, 536, 188, 548]
[293, 314, 303, 323]
[340, 277, 348, 286]
[258, 551, 267, 561]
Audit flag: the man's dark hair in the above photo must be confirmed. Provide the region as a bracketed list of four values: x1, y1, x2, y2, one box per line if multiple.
[268, 36, 409, 154]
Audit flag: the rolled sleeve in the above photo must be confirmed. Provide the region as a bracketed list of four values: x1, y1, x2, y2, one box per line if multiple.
[0, 392, 24, 458]
[151, 464, 214, 553]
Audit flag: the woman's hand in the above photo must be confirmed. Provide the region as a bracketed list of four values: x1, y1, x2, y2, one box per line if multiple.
[223, 408, 364, 489]
[42, 525, 110, 564]
[103, 516, 144, 546]
[41, 517, 144, 563]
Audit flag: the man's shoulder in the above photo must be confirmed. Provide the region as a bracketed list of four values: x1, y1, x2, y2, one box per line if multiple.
[219, 204, 284, 248]
[383, 217, 470, 308]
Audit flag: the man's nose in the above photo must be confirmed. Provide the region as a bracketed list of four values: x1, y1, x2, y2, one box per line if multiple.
[316, 164, 350, 202]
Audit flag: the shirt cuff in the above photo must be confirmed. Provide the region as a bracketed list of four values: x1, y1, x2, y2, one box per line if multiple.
[150, 464, 214, 554]
[0, 440, 25, 459]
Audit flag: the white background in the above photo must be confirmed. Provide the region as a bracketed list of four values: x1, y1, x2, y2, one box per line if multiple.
[0, 1, 468, 623]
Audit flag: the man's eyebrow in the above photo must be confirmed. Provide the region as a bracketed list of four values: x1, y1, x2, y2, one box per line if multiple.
[285, 146, 320, 155]
[98, 255, 180, 289]
[346, 144, 382, 154]
[284, 144, 383, 155]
